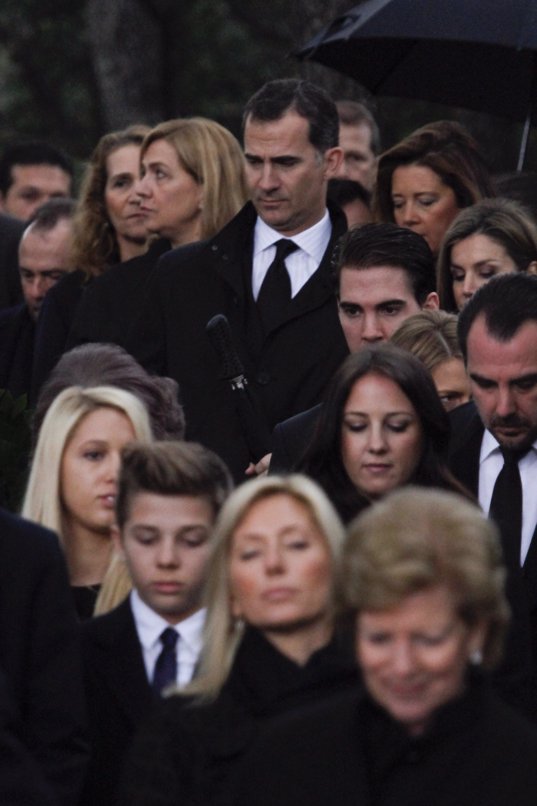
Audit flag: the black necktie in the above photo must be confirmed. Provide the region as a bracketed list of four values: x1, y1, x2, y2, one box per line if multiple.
[152, 627, 178, 695]
[489, 447, 529, 569]
[257, 239, 298, 331]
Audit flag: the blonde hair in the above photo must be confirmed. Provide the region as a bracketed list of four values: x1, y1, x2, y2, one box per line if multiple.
[184, 474, 345, 701]
[140, 117, 248, 240]
[22, 386, 153, 542]
[390, 309, 462, 374]
[94, 552, 132, 615]
[343, 487, 509, 668]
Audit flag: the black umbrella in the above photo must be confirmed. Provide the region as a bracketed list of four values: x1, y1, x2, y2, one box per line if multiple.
[296, 0, 537, 169]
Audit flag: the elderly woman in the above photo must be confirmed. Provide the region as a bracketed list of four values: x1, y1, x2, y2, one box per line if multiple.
[235, 487, 537, 806]
[119, 474, 358, 806]
[436, 197, 537, 312]
[390, 309, 471, 412]
[374, 120, 494, 255]
[299, 343, 467, 521]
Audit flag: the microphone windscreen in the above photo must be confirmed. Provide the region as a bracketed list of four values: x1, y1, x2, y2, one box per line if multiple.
[206, 314, 245, 380]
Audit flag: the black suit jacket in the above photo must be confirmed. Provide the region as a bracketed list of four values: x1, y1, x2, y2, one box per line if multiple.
[0, 303, 34, 398]
[119, 627, 358, 806]
[0, 666, 63, 805]
[127, 203, 348, 480]
[0, 508, 87, 805]
[0, 213, 24, 310]
[80, 597, 153, 805]
[448, 401, 537, 712]
[235, 682, 537, 806]
[30, 269, 86, 402]
[449, 401, 537, 600]
[270, 402, 322, 472]
[67, 238, 174, 352]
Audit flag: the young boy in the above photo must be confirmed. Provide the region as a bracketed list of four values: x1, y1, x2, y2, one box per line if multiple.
[80, 440, 232, 806]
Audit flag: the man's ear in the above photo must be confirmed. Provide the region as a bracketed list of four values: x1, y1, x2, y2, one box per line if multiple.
[323, 147, 344, 179]
[422, 291, 439, 310]
[527, 260, 537, 275]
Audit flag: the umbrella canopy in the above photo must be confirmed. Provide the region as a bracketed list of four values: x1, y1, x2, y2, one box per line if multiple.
[296, 0, 537, 166]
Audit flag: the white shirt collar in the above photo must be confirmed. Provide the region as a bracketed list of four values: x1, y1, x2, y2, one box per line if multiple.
[130, 589, 205, 655]
[480, 428, 537, 463]
[253, 209, 331, 262]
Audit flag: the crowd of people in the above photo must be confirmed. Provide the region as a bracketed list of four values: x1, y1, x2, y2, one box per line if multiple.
[1, 76, 537, 804]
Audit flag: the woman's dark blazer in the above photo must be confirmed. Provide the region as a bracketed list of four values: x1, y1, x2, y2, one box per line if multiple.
[119, 627, 358, 806]
[234, 676, 537, 806]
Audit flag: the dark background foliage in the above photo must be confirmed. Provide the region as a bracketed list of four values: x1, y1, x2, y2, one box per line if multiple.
[0, 0, 531, 176]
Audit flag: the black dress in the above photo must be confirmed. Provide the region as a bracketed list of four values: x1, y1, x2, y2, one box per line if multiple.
[119, 626, 358, 806]
[234, 673, 537, 806]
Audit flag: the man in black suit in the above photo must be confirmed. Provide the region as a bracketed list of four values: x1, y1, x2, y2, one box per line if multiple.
[127, 79, 347, 480]
[270, 223, 439, 471]
[450, 273, 537, 712]
[0, 507, 87, 805]
[80, 441, 231, 805]
[0, 212, 25, 310]
[0, 198, 74, 398]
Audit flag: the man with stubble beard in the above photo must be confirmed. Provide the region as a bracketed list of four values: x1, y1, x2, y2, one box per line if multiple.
[450, 273, 537, 718]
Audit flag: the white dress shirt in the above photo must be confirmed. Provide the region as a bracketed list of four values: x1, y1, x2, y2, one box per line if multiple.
[251, 210, 332, 300]
[130, 590, 205, 687]
[479, 429, 537, 565]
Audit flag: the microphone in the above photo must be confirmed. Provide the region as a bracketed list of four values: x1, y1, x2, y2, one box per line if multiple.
[206, 314, 272, 461]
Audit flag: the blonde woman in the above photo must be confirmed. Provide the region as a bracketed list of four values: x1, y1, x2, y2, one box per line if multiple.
[120, 475, 358, 806]
[235, 487, 537, 806]
[136, 117, 249, 247]
[22, 385, 152, 618]
[390, 309, 471, 412]
[65, 117, 249, 354]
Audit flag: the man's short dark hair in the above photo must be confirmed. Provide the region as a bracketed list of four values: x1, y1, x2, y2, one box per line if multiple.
[27, 197, 76, 232]
[333, 222, 435, 305]
[335, 99, 381, 155]
[0, 141, 74, 195]
[116, 441, 233, 529]
[327, 178, 371, 209]
[458, 273, 537, 360]
[242, 79, 338, 153]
